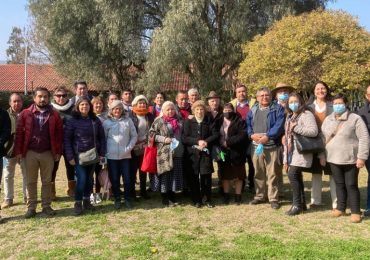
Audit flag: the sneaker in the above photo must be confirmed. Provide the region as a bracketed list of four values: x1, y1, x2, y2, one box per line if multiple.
[90, 194, 95, 204]
[25, 209, 37, 219]
[270, 201, 280, 209]
[1, 200, 13, 209]
[95, 193, 102, 204]
[42, 207, 56, 216]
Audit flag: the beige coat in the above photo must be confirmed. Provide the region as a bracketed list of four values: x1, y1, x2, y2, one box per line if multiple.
[321, 111, 369, 165]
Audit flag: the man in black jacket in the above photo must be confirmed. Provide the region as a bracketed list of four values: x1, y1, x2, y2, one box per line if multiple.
[357, 85, 370, 216]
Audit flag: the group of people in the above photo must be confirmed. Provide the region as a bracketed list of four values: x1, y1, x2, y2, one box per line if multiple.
[0, 80, 370, 224]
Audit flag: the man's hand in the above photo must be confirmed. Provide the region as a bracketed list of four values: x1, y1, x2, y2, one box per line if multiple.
[251, 134, 261, 143]
[258, 135, 269, 145]
[356, 159, 365, 169]
[198, 140, 207, 149]
[69, 159, 76, 166]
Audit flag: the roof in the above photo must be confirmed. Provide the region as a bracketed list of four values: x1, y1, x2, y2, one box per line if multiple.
[160, 71, 191, 92]
[0, 64, 70, 93]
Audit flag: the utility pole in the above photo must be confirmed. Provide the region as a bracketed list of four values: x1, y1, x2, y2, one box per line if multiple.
[24, 43, 28, 95]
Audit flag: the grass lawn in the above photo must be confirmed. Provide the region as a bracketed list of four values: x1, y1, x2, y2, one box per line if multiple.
[1, 160, 370, 259]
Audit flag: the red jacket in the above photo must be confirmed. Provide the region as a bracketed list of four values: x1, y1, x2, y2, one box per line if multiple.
[15, 104, 63, 158]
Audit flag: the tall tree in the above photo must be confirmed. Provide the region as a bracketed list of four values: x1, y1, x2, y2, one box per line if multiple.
[141, 0, 330, 96]
[238, 10, 370, 95]
[6, 27, 29, 64]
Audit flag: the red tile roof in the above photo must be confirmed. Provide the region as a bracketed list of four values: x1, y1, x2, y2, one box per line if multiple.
[160, 71, 191, 91]
[0, 64, 70, 93]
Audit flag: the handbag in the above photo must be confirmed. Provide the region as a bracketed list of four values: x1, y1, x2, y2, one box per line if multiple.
[98, 167, 111, 199]
[140, 136, 157, 174]
[295, 132, 325, 154]
[78, 120, 100, 166]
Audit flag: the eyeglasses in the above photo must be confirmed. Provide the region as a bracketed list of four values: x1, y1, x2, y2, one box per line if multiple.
[54, 94, 67, 98]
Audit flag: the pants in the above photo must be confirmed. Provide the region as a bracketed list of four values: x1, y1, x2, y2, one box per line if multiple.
[330, 163, 360, 214]
[3, 157, 27, 201]
[107, 159, 130, 200]
[246, 155, 255, 189]
[93, 163, 102, 193]
[51, 155, 75, 182]
[252, 147, 279, 202]
[25, 150, 54, 210]
[74, 163, 95, 201]
[288, 166, 306, 207]
[311, 173, 337, 208]
[189, 173, 212, 204]
[365, 158, 370, 210]
[129, 154, 146, 196]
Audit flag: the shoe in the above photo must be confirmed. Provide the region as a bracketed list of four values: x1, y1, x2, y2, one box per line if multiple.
[125, 200, 133, 209]
[332, 209, 344, 217]
[234, 194, 242, 205]
[285, 205, 302, 216]
[66, 180, 76, 198]
[223, 193, 230, 205]
[302, 204, 308, 211]
[83, 199, 95, 211]
[363, 209, 370, 217]
[74, 201, 83, 215]
[50, 182, 56, 201]
[90, 194, 95, 204]
[351, 213, 362, 223]
[205, 201, 215, 208]
[1, 199, 13, 209]
[25, 209, 37, 219]
[114, 200, 121, 210]
[270, 201, 280, 209]
[193, 202, 202, 208]
[309, 203, 322, 210]
[42, 206, 56, 216]
[95, 193, 102, 204]
[249, 199, 264, 205]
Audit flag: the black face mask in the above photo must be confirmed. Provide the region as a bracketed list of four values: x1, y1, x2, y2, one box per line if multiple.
[223, 112, 234, 119]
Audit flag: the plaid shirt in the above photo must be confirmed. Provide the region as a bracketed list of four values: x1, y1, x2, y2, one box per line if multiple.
[31, 104, 50, 130]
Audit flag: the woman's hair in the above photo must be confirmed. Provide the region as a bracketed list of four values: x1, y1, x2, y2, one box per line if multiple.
[223, 103, 235, 111]
[72, 97, 96, 119]
[314, 81, 332, 101]
[53, 86, 68, 94]
[159, 101, 178, 117]
[155, 92, 166, 101]
[332, 93, 348, 104]
[286, 92, 307, 115]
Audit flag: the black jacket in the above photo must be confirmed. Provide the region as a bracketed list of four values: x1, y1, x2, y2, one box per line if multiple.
[219, 113, 249, 166]
[0, 108, 12, 157]
[182, 115, 219, 175]
[357, 100, 370, 134]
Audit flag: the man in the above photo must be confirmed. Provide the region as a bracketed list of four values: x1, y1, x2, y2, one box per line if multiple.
[70, 80, 89, 105]
[247, 87, 285, 209]
[0, 106, 11, 223]
[15, 87, 63, 218]
[2, 93, 27, 209]
[175, 90, 192, 120]
[188, 88, 200, 106]
[357, 84, 370, 216]
[231, 85, 255, 192]
[121, 88, 133, 113]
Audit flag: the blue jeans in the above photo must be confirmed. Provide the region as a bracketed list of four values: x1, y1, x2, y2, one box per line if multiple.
[75, 163, 95, 201]
[366, 159, 370, 210]
[108, 159, 130, 200]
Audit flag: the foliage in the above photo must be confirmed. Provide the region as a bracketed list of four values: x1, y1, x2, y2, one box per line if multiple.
[6, 27, 30, 64]
[28, 0, 169, 91]
[238, 10, 370, 94]
[141, 0, 329, 97]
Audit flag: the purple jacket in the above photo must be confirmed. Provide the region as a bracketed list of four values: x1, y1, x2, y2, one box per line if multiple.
[64, 116, 106, 162]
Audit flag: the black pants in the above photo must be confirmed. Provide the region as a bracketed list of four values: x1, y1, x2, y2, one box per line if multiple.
[129, 154, 147, 196]
[52, 155, 75, 182]
[247, 155, 255, 188]
[93, 163, 102, 193]
[189, 173, 212, 204]
[330, 163, 360, 214]
[288, 166, 306, 207]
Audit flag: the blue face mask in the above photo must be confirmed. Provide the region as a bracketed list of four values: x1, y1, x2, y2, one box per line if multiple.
[288, 102, 299, 112]
[333, 104, 346, 114]
[278, 93, 289, 101]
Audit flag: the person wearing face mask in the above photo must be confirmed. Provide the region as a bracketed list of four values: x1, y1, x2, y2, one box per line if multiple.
[321, 93, 369, 223]
[283, 93, 318, 215]
[218, 103, 249, 205]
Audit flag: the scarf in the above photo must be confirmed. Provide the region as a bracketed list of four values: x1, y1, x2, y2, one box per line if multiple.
[132, 107, 149, 116]
[163, 115, 180, 135]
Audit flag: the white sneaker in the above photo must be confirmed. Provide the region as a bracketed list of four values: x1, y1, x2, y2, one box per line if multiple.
[90, 194, 95, 204]
[95, 193, 102, 204]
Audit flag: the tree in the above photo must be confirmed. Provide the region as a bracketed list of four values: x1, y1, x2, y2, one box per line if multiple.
[141, 0, 329, 97]
[238, 10, 370, 95]
[6, 27, 29, 64]
[28, 0, 170, 90]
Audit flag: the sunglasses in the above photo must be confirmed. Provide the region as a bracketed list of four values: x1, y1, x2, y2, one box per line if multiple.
[54, 94, 67, 98]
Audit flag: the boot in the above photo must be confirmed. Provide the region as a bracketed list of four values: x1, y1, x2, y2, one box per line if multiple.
[235, 194, 242, 205]
[50, 182, 56, 201]
[83, 199, 95, 211]
[168, 191, 178, 206]
[161, 193, 169, 207]
[74, 201, 83, 215]
[350, 214, 361, 223]
[223, 193, 230, 205]
[66, 181, 76, 198]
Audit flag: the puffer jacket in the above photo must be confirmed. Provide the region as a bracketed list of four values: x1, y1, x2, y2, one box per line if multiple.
[103, 116, 137, 160]
[64, 115, 106, 162]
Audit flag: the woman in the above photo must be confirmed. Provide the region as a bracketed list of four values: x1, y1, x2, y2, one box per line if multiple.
[150, 92, 166, 118]
[321, 93, 369, 223]
[103, 100, 137, 209]
[64, 97, 106, 215]
[306, 81, 337, 209]
[283, 93, 319, 215]
[218, 103, 248, 205]
[129, 95, 155, 199]
[51, 86, 75, 199]
[149, 101, 184, 206]
[90, 96, 107, 203]
[183, 100, 219, 208]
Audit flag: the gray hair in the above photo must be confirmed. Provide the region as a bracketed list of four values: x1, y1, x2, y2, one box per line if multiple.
[188, 88, 199, 96]
[256, 87, 271, 97]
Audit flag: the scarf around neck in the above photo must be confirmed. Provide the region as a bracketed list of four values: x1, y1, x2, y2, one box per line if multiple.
[133, 107, 149, 116]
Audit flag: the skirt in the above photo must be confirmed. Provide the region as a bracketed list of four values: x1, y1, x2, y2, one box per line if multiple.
[219, 163, 246, 181]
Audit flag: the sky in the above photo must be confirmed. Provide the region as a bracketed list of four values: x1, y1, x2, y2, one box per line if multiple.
[0, 1, 369, 62]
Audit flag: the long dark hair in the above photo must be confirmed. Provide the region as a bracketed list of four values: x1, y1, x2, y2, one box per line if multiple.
[72, 97, 97, 119]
